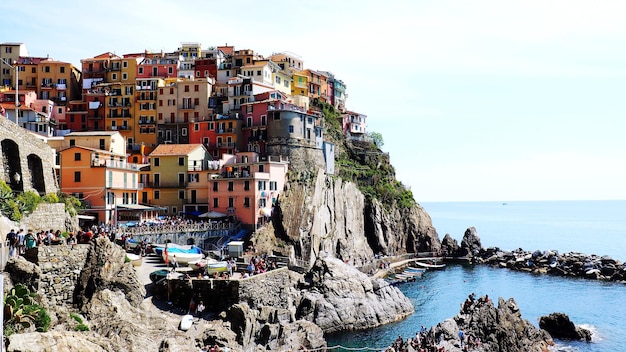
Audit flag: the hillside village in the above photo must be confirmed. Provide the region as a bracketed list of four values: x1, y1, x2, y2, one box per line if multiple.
[0, 42, 370, 232]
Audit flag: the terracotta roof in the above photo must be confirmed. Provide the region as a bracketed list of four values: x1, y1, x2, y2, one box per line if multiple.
[60, 145, 124, 157]
[149, 144, 205, 156]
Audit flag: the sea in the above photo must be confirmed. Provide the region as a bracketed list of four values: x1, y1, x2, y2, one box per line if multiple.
[326, 200, 626, 351]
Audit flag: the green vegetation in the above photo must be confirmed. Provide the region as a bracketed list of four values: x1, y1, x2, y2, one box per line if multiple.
[0, 180, 84, 221]
[70, 312, 90, 331]
[4, 284, 50, 336]
[317, 101, 415, 209]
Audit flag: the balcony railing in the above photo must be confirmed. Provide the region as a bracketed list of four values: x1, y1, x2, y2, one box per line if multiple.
[216, 141, 236, 148]
[91, 158, 141, 171]
[216, 128, 236, 134]
[107, 125, 131, 131]
[143, 181, 187, 188]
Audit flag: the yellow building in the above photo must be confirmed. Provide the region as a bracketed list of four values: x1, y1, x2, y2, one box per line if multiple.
[141, 144, 213, 216]
[291, 70, 310, 110]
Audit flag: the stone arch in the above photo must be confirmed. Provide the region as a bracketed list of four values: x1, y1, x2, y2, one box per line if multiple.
[27, 154, 46, 194]
[1, 139, 23, 193]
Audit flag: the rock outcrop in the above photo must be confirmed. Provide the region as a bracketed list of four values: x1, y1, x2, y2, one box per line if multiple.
[539, 312, 592, 342]
[295, 257, 414, 333]
[391, 296, 553, 352]
[73, 236, 145, 309]
[265, 169, 439, 269]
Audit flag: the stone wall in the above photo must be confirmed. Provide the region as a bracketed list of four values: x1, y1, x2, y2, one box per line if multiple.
[20, 203, 78, 233]
[0, 116, 58, 195]
[158, 267, 293, 312]
[36, 244, 90, 306]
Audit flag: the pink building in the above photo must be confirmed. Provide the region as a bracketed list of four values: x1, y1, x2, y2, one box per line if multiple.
[208, 151, 288, 230]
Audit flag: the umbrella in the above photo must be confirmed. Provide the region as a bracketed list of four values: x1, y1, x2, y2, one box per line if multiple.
[198, 211, 228, 219]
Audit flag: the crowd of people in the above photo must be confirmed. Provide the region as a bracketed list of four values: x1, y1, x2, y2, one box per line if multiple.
[5, 227, 106, 258]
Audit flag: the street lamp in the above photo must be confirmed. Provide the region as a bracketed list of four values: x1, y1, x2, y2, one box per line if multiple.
[0, 58, 19, 124]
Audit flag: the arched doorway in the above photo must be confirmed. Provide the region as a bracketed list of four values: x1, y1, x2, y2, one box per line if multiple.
[1, 139, 23, 193]
[28, 154, 46, 194]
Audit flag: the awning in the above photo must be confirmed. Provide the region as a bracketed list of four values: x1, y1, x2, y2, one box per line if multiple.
[117, 204, 164, 211]
[198, 211, 228, 218]
[77, 214, 96, 220]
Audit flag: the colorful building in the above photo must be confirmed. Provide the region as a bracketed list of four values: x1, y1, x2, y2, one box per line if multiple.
[59, 146, 146, 225]
[341, 111, 367, 141]
[208, 151, 288, 230]
[141, 144, 213, 216]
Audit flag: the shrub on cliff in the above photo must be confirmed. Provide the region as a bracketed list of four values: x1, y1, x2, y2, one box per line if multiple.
[0, 180, 83, 220]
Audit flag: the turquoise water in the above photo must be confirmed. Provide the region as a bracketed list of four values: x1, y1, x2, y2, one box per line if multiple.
[327, 200, 626, 351]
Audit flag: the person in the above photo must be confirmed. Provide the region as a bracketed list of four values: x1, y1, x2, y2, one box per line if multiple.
[6, 229, 17, 258]
[197, 300, 205, 317]
[17, 229, 25, 255]
[25, 230, 37, 250]
[188, 296, 197, 315]
[458, 329, 465, 348]
[67, 232, 76, 246]
[170, 255, 178, 272]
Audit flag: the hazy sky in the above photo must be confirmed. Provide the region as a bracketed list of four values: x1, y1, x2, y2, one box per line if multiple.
[2, 0, 626, 202]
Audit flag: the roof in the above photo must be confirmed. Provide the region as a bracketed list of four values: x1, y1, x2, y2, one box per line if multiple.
[60, 145, 125, 157]
[66, 131, 119, 137]
[149, 144, 206, 157]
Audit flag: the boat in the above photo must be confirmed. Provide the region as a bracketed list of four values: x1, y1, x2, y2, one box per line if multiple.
[414, 261, 446, 269]
[406, 267, 427, 273]
[162, 245, 204, 265]
[125, 253, 142, 267]
[206, 261, 228, 274]
[179, 314, 194, 331]
[188, 258, 219, 272]
[152, 243, 194, 257]
[149, 269, 170, 284]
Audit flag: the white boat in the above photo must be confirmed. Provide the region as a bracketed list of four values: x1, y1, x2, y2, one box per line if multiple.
[188, 258, 218, 272]
[414, 261, 446, 269]
[162, 246, 204, 265]
[179, 314, 194, 331]
[406, 267, 427, 273]
[126, 253, 142, 267]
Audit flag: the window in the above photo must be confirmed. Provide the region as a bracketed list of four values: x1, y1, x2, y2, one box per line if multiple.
[261, 115, 266, 125]
[259, 165, 264, 172]
[123, 61, 128, 68]
[228, 182, 234, 192]
[270, 181, 277, 191]
[259, 198, 266, 208]
[244, 180, 250, 191]
[208, 122, 214, 130]
[122, 73, 128, 80]
[194, 123, 199, 131]
[154, 157, 160, 166]
[74, 171, 81, 182]
[168, 67, 173, 74]
[228, 197, 234, 207]
[44, 66, 50, 73]
[60, 66, 65, 73]
[74, 152, 81, 161]
[213, 182, 218, 192]
[179, 190, 185, 199]
[213, 198, 218, 208]
[244, 197, 250, 208]
[69, 139, 75, 146]
[256, 70, 262, 76]
[178, 157, 184, 166]
[258, 181, 266, 190]
[181, 128, 187, 136]
[184, 85, 189, 92]
[112, 73, 117, 80]
[172, 207, 177, 215]
[138, 67, 143, 74]
[289, 125, 294, 133]
[154, 190, 160, 199]
[194, 85, 199, 91]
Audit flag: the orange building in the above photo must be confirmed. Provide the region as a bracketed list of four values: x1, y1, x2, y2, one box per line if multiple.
[59, 146, 145, 225]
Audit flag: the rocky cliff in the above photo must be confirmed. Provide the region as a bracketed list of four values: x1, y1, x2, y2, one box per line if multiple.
[255, 168, 439, 269]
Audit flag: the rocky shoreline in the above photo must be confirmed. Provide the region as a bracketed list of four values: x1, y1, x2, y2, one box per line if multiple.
[441, 227, 626, 284]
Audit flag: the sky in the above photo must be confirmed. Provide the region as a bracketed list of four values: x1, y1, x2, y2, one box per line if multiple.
[2, 0, 626, 202]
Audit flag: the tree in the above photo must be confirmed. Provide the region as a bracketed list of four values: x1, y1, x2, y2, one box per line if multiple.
[368, 131, 384, 148]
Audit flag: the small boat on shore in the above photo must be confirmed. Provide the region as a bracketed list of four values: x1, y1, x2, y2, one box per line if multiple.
[188, 258, 219, 272]
[162, 245, 204, 265]
[414, 261, 446, 269]
[179, 314, 194, 331]
[126, 253, 142, 267]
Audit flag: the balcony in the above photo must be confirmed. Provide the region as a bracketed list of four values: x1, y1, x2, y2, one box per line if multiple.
[180, 104, 195, 110]
[91, 158, 141, 171]
[107, 125, 131, 131]
[216, 128, 236, 134]
[138, 120, 156, 125]
[41, 83, 54, 89]
[216, 141, 236, 148]
[143, 181, 187, 188]
[56, 84, 67, 90]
